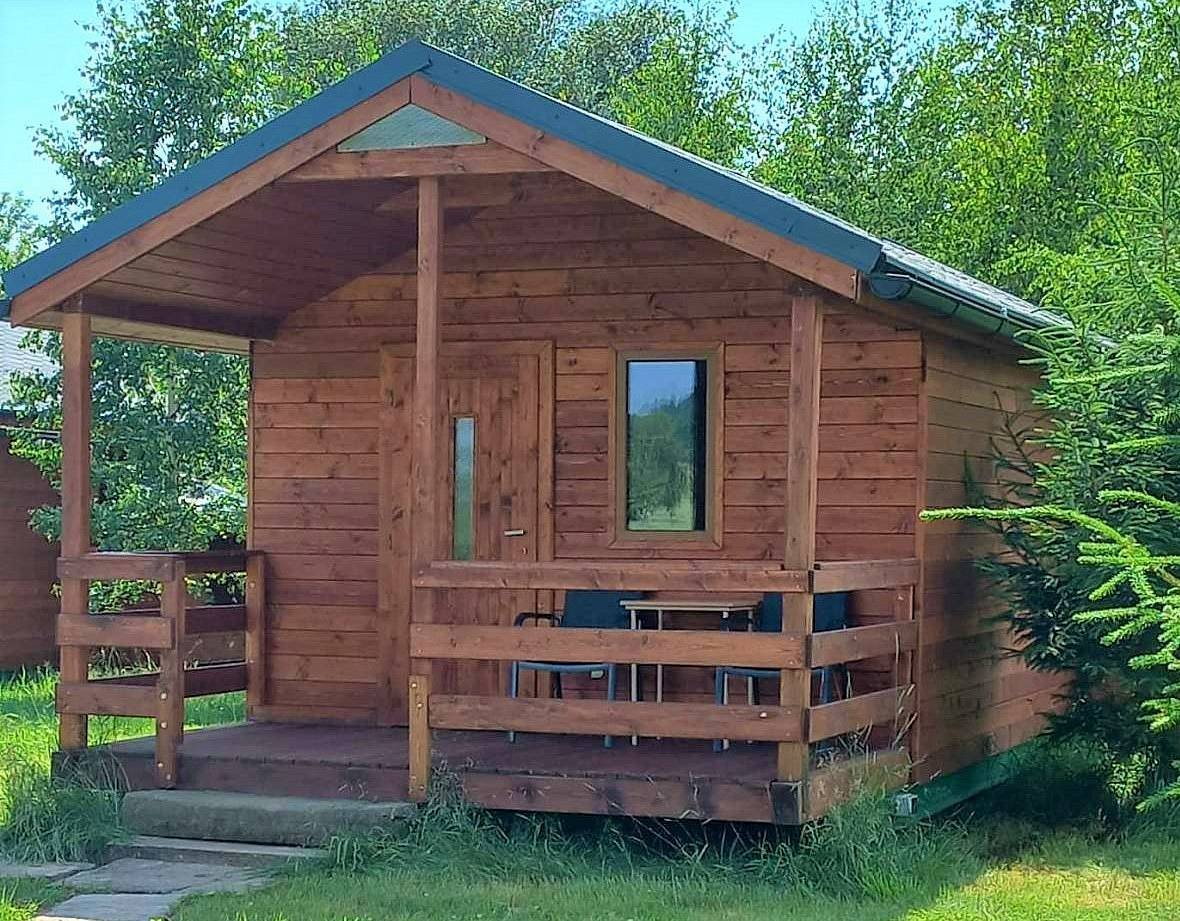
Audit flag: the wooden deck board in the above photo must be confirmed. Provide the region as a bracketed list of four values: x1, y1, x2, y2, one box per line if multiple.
[71, 722, 904, 823]
[95, 722, 775, 782]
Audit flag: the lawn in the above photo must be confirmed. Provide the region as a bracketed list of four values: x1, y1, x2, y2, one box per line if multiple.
[2, 667, 1179, 920]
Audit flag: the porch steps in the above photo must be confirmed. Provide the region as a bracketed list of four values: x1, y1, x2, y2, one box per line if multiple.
[121, 790, 416, 847]
[107, 835, 326, 869]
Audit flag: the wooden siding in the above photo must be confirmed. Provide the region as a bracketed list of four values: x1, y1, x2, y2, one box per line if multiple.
[249, 175, 922, 722]
[0, 429, 59, 669]
[915, 334, 1066, 782]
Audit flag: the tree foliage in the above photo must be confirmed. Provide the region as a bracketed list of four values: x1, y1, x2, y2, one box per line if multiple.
[921, 29, 1180, 804]
[5, 0, 743, 607]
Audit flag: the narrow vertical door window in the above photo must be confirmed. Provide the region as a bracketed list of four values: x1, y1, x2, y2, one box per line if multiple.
[452, 416, 475, 560]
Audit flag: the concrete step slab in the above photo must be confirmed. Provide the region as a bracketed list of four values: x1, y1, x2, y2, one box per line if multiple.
[122, 789, 415, 846]
[108, 835, 326, 868]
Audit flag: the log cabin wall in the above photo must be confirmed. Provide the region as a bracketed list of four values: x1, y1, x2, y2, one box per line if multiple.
[0, 425, 59, 669]
[914, 333, 1066, 781]
[248, 175, 922, 723]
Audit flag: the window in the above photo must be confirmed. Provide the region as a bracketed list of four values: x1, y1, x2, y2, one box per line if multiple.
[452, 417, 475, 560]
[614, 349, 719, 540]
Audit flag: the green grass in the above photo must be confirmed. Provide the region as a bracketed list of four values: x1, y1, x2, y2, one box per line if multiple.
[0, 879, 66, 921]
[3, 668, 1179, 920]
[0, 666, 243, 862]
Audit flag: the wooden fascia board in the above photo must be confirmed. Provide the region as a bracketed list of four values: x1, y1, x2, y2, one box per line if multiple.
[408, 74, 860, 301]
[30, 310, 254, 356]
[74, 294, 280, 341]
[279, 142, 552, 180]
[9, 79, 413, 326]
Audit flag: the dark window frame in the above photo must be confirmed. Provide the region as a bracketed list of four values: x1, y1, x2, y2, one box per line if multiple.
[609, 345, 723, 548]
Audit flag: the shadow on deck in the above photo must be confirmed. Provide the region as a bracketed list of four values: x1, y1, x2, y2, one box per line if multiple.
[61, 722, 871, 824]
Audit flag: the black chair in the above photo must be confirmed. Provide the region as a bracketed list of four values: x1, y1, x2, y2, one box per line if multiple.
[713, 591, 850, 753]
[510, 589, 645, 747]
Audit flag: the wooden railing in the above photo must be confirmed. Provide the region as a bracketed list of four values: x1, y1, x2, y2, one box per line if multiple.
[405, 558, 919, 804]
[54, 549, 264, 787]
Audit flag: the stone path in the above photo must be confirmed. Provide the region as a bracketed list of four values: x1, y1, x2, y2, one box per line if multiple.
[2, 856, 271, 921]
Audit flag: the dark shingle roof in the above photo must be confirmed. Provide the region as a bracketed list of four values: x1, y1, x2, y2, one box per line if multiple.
[0, 40, 1060, 341]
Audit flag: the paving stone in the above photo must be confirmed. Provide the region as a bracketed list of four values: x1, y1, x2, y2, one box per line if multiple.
[62, 857, 266, 895]
[108, 835, 325, 868]
[0, 861, 94, 881]
[34, 892, 179, 921]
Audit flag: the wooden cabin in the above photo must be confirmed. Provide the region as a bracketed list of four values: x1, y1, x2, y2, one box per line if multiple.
[0, 326, 59, 670]
[0, 42, 1066, 823]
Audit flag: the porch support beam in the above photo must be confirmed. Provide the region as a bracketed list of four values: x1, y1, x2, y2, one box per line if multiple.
[280, 144, 553, 181]
[71, 294, 280, 341]
[779, 295, 823, 785]
[406, 174, 444, 798]
[59, 311, 93, 750]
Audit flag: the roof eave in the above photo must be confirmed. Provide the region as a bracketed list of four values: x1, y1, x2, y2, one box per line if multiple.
[868, 269, 1063, 341]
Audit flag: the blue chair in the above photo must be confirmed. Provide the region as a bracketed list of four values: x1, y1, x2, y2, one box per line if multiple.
[713, 592, 850, 753]
[510, 589, 645, 747]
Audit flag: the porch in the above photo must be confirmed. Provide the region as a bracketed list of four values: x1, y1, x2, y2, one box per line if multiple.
[67, 721, 910, 826]
[52, 546, 919, 824]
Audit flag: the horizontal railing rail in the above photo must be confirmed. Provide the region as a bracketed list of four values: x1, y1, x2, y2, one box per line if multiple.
[810, 558, 919, 592]
[407, 558, 922, 803]
[414, 560, 811, 592]
[410, 623, 806, 669]
[807, 685, 915, 743]
[430, 695, 803, 743]
[807, 620, 918, 668]
[53, 549, 264, 787]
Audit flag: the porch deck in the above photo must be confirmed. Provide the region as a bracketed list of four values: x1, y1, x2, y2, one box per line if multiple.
[68, 722, 902, 824]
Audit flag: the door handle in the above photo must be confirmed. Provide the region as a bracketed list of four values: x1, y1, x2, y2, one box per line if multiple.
[502, 528, 527, 537]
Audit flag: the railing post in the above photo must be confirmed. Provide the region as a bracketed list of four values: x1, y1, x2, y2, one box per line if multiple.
[245, 552, 267, 715]
[407, 673, 431, 802]
[59, 311, 93, 751]
[156, 559, 186, 787]
[780, 295, 822, 792]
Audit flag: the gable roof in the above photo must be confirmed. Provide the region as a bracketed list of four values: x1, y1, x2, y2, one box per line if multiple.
[0, 40, 1062, 341]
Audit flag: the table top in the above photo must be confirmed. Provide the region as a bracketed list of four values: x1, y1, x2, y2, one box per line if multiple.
[619, 598, 759, 613]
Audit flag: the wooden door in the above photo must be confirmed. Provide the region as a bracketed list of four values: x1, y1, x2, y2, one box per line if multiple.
[380, 343, 550, 719]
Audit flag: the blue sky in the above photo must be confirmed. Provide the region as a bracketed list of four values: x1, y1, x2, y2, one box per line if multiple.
[0, 0, 831, 218]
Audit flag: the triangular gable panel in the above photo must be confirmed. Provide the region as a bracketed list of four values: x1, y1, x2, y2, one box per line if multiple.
[338, 104, 485, 151]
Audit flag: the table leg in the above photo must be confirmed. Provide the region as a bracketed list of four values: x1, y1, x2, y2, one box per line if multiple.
[747, 612, 755, 707]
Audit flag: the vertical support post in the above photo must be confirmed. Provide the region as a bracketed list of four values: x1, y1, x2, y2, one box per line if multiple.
[780, 296, 823, 786]
[407, 673, 431, 802]
[59, 311, 92, 751]
[407, 176, 443, 784]
[156, 559, 186, 787]
[411, 175, 443, 618]
[245, 551, 267, 715]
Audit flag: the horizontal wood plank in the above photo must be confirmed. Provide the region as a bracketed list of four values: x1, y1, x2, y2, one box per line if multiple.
[56, 681, 159, 718]
[411, 623, 805, 668]
[57, 614, 173, 650]
[430, 695, 802, 742]
[414, 561, 809, 592]
[808, 685, 913, 742]
[808, 621, 918, 667]
[811, 559, 919, 592]
[282, 144, 552, 180]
